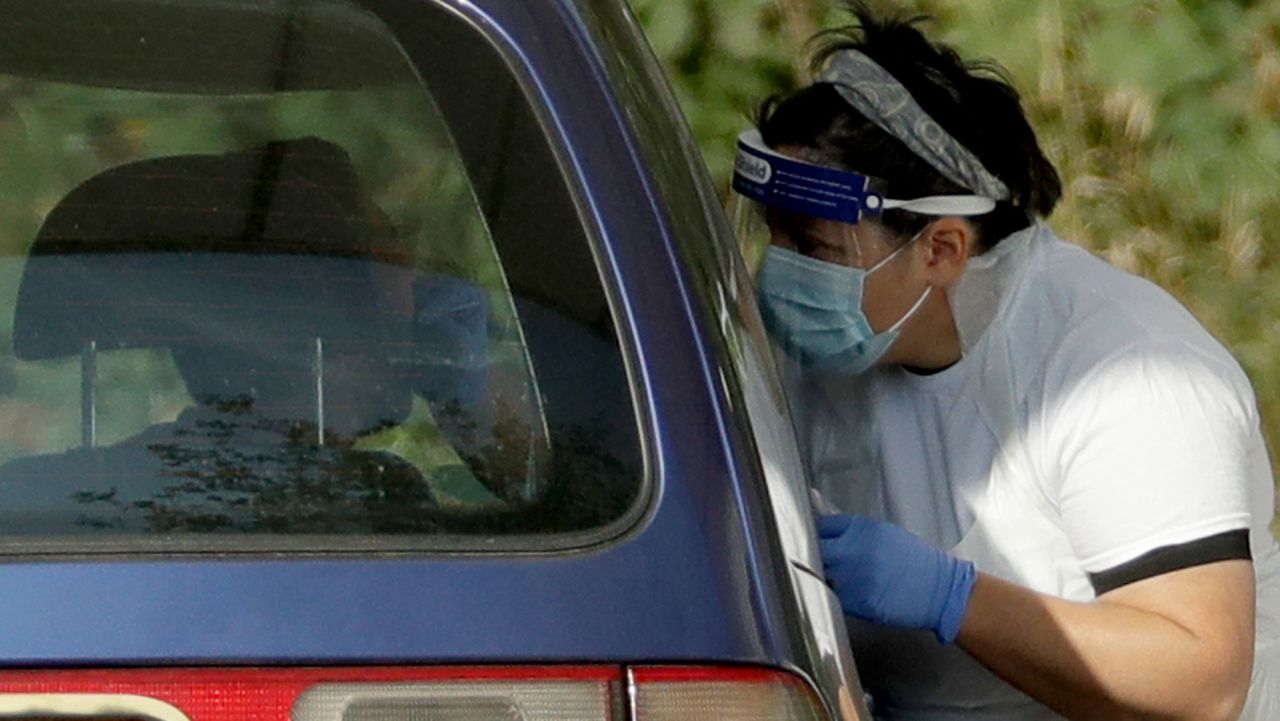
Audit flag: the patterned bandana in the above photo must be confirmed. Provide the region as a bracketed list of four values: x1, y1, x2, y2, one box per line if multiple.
[818, 49, 1011, 202]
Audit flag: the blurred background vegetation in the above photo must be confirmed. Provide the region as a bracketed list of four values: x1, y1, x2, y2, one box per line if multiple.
[630, 0, 1280, 536]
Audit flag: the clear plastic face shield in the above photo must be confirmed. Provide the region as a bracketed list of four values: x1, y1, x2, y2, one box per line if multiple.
[728, 129, 999, 374]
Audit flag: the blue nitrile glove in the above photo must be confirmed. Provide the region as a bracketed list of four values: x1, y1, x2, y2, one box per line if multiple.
[817, 514, 977, 645]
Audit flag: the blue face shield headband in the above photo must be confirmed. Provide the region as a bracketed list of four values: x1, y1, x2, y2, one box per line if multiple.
[731, 129, 998, 225]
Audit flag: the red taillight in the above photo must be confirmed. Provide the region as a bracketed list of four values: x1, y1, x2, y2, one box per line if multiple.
[0, 665, 829, 721]
[0, 667, 620, 721]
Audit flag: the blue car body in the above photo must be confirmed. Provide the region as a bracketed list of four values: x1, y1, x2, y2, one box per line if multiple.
[0, 0, 781, 667]
[0, 0, 869, 719]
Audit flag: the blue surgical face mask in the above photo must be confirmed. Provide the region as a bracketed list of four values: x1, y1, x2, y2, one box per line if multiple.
[756, 237, 931, 374]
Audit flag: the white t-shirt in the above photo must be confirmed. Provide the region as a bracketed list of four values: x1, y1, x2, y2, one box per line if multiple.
[794, 223, 1280, 720]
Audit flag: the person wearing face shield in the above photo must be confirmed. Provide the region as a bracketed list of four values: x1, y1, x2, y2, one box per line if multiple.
[730, 6, 1280, 721]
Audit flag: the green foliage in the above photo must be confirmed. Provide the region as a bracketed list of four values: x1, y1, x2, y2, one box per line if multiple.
[632, 0, 1280, 535]
[628, 0, 801, 177]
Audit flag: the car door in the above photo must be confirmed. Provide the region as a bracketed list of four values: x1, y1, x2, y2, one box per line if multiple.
[567, 3, 873, 719]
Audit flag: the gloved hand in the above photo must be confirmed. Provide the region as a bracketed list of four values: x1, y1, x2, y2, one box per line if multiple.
[817, 514, 977, 645]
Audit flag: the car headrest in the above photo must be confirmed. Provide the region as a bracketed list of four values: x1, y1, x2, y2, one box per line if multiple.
[14, 137, 415, 362]
[13, 138, 417, 432]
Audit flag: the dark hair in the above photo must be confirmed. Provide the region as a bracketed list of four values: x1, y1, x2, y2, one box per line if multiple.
[756, 2, 1061, 250]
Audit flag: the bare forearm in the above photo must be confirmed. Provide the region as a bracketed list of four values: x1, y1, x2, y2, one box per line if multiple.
[956, 567, 1254, 721]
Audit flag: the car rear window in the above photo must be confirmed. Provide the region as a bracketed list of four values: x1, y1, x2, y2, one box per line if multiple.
[0, 0, 642, 549]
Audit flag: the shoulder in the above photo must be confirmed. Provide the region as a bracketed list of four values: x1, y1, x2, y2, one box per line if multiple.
[1029, 232, 1201, 345]
[1008, 230, 1253, 415]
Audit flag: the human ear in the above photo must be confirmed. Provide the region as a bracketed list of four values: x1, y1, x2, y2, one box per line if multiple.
[919, 217, 973, 287]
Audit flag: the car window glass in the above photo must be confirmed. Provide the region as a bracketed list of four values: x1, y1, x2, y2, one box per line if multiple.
[0, 0, 641, 546]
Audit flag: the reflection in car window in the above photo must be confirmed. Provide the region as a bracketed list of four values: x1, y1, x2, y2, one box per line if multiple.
[0, 0, 640, 543]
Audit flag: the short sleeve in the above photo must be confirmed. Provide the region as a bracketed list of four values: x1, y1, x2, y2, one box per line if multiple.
[1043, 343, 1255, 574]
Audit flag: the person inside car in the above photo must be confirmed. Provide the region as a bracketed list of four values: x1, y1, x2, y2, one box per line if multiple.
[0, 138, 433, 533]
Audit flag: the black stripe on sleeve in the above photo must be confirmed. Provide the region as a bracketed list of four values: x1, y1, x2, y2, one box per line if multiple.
[1089, 529, 1252, 596]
